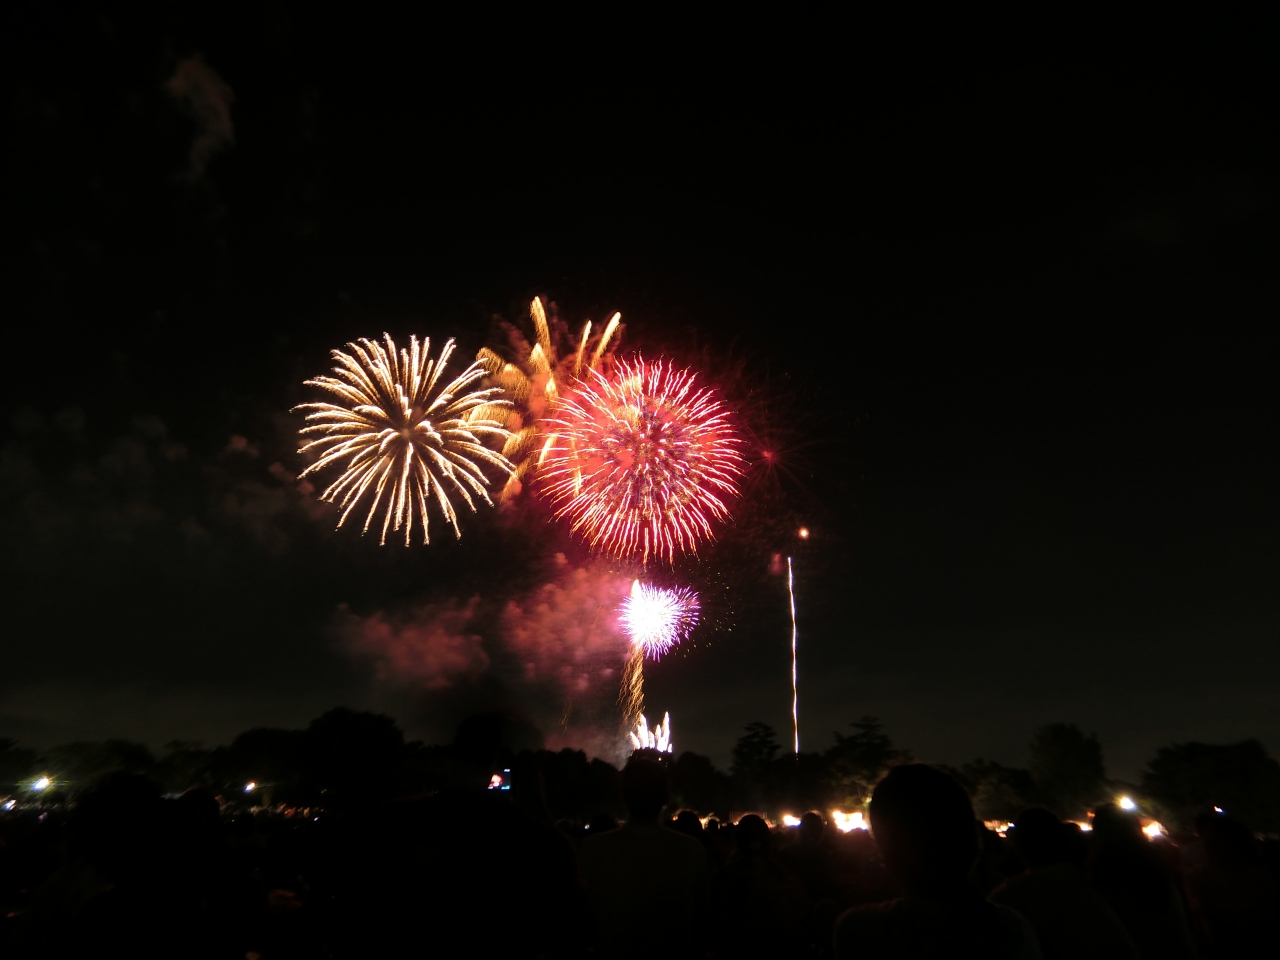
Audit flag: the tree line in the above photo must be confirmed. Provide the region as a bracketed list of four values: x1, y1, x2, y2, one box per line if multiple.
[3, 709, 1278, 833]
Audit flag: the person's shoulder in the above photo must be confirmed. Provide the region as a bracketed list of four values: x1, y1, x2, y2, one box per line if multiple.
[981, 901, 1043, 959]
[833, 900, 901, 959]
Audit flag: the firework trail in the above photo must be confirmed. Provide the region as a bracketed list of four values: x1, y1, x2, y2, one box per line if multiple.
[540, 358, 744, 563]
[618, 580, 699, 734]
[476, 297, 622, 501]
[788, 555, 799, 754]
[296, 335, 514, 545]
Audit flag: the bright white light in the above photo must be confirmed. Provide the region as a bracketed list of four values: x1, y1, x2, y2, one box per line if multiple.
[32, 777, 50, 792]
[1118, 796, 1137, 811]
[629, 712, 674, 754]
[781, 814, 802, 827]
[1143, 820, 1165, 839]
[798, 527, 810, 539]
[2, 800, 15, 811]
[244, 782, 257, 793]
[1213, 806, 1224, 813]
[831, 810, 868, 833]
[1068, 820, 1093, 832]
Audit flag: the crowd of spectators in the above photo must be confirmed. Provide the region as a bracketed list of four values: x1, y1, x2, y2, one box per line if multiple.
[1, 758, 1277, 958]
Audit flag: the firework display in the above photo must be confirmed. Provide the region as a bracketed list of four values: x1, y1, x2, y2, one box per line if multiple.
[629, 712, 673, 754]
[476, 297, 622, 501]
[618, 579, 699, 735]
[619, 580, 700, 659]
[296, 335, 514, 545]
[540, 358, 743, 563]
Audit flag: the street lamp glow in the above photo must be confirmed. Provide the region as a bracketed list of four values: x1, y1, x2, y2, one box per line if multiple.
[797, 527, 810, 539]
[32, 777, 51, 792]
[1118, 796, 1137, 811]
[244, 781, 257, 793]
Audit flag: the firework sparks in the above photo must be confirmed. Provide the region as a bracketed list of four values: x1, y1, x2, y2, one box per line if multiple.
[296, 335, 514, 545]
[629, 712, 673, 754]
[540, 358, 743, 563]
[620, 580, 700, 659]
[476, 297, 622, 501]
[618, 580, 699, 734]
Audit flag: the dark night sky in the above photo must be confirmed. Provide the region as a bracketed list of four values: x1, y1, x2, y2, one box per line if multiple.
[2, 10, 1277, 778]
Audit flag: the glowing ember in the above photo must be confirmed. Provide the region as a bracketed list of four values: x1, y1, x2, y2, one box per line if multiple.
[297, 334, 514, 545]
[629, 712, 673, 754]
[539, 357, 743, 563]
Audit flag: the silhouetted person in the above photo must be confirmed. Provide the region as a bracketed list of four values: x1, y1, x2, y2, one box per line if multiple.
[990, 808, 1138, 960]
[833, 764, 1042, 959]
[713, 814, 809, 958]
[579, 758, 709, 959]
[671, 809, 704, 841]
[1086, 803, 1197, 959]
[1184, 812, 1280, 957]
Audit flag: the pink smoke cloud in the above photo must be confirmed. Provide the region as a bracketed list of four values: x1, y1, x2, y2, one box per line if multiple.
[338, 597, 488, 689]
[502, 555, 632, 695]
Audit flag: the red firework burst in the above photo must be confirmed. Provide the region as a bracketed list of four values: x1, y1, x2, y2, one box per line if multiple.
[538, 357, 743, 562]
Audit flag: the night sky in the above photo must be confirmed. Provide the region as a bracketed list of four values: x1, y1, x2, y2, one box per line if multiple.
[3, 11, 1277, 779]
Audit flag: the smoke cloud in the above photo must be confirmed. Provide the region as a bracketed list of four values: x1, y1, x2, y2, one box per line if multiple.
[338, 597, 489, 689]
[502, 556, 632, 695]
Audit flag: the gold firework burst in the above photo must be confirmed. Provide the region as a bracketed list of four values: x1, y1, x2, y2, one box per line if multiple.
[296, 334, 514, 545]
[476, 296, 622, 501]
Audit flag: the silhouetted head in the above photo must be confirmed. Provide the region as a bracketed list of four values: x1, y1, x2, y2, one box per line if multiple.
[1195, 812, 1257, 869]
[735, 814, 771, 857]
[799, 811, 825, 845]
[621, 758, 669, 822]
[1011, 808, 1067, 869]
[177, 788, 221, 832]
[868, 764, 978, 895]
[1091, 803, 1145, 849]
[673, 809, 703, 839]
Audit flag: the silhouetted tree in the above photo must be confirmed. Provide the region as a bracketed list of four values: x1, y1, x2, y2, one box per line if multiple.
[1028, 722, 1107, 818]
[732, 722, 780, 810]
[304, 708, 405, 809]
[957, 759, 1040, 820]
[41, 739, 155, 794]
[1142, 739, 1280, 832]
[670, 751, 730, 816]
[0, 738, 38, 787]
[825, 716, 906, 807]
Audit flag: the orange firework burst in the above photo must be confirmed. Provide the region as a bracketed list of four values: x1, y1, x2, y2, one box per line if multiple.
[539, 357, 743, 562]
[476, 297, 622, 502]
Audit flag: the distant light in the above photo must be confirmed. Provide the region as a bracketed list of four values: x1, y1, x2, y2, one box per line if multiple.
[1118, 796, 1137, 811]
[1143, 820, 1166, 839]
[797, 527, 810, 539]
[1068, 820, 1093, 832]
[781, 814, 802, 827]
[244, 782, 257, 793]
[488, 774, 504, 790]
[2, 800, 15, 811]
[32, 777, 51, 792]
[1213, 806, 1224, 814]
